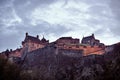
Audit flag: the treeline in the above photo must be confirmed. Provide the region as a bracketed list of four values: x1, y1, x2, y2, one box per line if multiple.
[0, 56, 38, 80]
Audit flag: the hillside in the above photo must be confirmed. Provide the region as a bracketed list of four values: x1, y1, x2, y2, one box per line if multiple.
[21, 43, 120, 80]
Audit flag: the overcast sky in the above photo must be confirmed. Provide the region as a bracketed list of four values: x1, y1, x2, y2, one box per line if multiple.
[0, 0, 120, 52]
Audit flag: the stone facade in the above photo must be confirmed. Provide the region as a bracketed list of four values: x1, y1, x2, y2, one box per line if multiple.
[54, 35, 105, 56]
[55, 37, 80, 48]
[0, 33, 105, 58]
[55, 43, 104, 56]
[0, 33, 49, 58]
[81, 34, 104, 47]
[9, 48, 22, 57]
[22, 33, 49, 53]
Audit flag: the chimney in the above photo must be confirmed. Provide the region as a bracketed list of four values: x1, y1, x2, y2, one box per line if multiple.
[37, 35, 39, 39]
[26, 32, 28, 36]
[10, 49, 12, 52]
[92, 33, 94, 37]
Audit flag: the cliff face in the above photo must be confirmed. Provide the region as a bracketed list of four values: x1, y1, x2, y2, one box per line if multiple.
[21, 43, 120, 80]
[22, 44, 83, 69]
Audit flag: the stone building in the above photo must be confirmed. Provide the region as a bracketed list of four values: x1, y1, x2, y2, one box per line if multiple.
[0, 33, 105, 59]
[55, 37, 80, 48]
[0, 33, 49, 58]
[55, 35, 105, 56]
[81, 34, 104, 47]
[81, 34, 98, 46]
[9, 48, 22, 57]
[22, 32, 49, 52]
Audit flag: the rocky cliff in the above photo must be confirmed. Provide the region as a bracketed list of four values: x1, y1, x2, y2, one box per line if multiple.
[21, 43, 120, 80]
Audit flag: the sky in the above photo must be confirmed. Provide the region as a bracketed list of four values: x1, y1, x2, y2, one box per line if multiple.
[0, 0, 120, 52]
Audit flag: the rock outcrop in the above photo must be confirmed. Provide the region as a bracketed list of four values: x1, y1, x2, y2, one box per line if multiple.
[21, 43, 120, 80]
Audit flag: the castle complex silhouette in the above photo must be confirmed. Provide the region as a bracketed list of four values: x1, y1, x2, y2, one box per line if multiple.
[0, 32, 105, 59]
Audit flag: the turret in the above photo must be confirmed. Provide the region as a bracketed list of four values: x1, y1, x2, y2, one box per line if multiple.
[36, 35, 39, 39]
[92, 33, 94, 37]
[10, 49, 12, 52]
[26, 32, 28, 36]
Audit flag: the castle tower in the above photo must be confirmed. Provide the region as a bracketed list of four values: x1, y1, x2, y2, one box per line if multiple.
[36, 35, 39, 39]
[22, 33, 49, 53]
[26, 32, 28, 36]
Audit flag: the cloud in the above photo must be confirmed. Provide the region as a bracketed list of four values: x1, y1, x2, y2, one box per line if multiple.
[108, 0, 120, 36]
[0, 0, 120, 51]
[109, 0, 120, 20]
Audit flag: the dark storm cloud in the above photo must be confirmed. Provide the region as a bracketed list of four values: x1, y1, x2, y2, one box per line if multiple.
[109, 0, 120, 20]
[0, 0, 12, 7]
[109, 0, 120, 36]
[0, 0, 120, 51]
[12, 0, 57, 19]
[0, 0, 72, 51]
[13, 21, 72, 36]
[76, 0, 109, 5]
[0, 20, 71, 51]
[0, 33, 22, 51]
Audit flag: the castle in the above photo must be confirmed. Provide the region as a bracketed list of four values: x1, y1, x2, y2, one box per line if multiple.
[0, 33, 105, 59]
[55, 34, 105, 55]
[22, 33, 49, 53]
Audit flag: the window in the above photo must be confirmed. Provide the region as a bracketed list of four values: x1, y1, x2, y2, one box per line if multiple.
[69, 47, 72, 48]
[37, 44, 39, 47]
[32, 43, 34, 46]
[76, 45, 79, 48]
[83, 46, 86, 48]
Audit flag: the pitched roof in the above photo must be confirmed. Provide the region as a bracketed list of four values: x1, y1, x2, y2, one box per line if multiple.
[58, 37, 79, 41]
[41, 37, 49, 43]
[23, 35, 41, 44]
[82, 34, 95, 41]
[59, 37, 73, 40]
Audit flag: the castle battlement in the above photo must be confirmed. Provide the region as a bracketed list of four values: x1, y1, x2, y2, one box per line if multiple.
[0, 33, 105, 59]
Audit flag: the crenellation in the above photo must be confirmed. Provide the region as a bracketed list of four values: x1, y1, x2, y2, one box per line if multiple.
[0, 33, 106, 59]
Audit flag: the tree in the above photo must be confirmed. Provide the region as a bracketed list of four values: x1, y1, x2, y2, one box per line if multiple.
[0, 55, 33, 80]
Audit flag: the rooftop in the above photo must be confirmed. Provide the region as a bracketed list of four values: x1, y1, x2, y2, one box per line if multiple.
[23, 35, 41, 43]
[82, 34, 95, 41]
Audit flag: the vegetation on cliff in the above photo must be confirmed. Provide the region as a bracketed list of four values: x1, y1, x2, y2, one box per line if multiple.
[0, 56, 37, 80]
[0, 43, 120, 80]
[20, 43, 120, 80]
